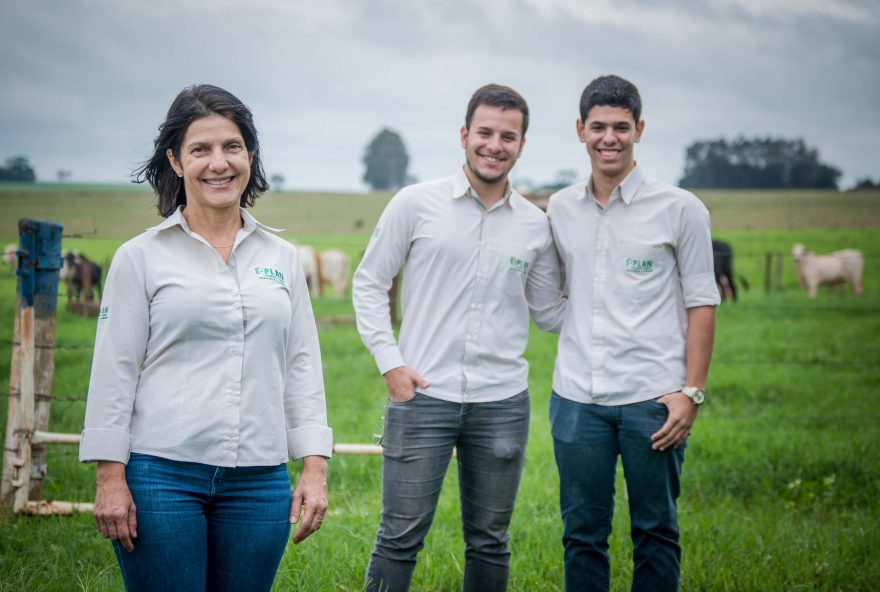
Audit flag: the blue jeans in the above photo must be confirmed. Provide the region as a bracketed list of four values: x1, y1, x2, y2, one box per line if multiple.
[550, 392, 686, 592]
[114, 453, 292, 592]
[365, 391, 530, 592]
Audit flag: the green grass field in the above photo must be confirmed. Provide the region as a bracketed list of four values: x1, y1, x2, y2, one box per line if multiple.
[1, 185, 879, 590]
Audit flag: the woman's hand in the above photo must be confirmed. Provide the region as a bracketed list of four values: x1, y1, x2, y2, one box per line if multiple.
[289, 456, 328, 544]
[93, 461, 137, 552]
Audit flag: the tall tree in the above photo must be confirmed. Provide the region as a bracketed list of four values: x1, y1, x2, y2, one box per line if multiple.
[679, 137, 841, 189]
[363, 128, 409, 191]
[270, 173, 285, 190]
[0, 155, 37, 183]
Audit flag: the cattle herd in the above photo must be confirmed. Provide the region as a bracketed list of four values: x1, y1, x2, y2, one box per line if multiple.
[710, 240, 864, 301]
[0, 241, 866, 301]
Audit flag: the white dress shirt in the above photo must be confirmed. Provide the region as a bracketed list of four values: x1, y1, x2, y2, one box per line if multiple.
[547, 165, 720, 406]
[79, 207, 332, 467]
[353, 168, 564, 403]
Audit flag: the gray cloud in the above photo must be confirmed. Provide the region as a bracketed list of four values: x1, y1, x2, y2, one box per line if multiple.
[1, 0, 877, 189]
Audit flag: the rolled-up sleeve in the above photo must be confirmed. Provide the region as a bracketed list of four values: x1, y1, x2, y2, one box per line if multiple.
[676, 197, 721, 308]
[284, 249, 333, 460]
[352, 191, 416, 375]
[79, 245, 149, 463]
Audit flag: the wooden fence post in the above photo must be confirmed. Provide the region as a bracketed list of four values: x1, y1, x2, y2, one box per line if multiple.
[775, 250, 784, 292]
[1, 219, 63, 509]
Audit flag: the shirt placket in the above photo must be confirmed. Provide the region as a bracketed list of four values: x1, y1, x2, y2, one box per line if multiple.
[591, 195, 614, 397]
[461, 204, 491, 401]
[221, 253, 245, 464]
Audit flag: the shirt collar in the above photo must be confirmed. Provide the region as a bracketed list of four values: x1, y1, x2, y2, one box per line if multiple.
[452, 166, 515, 209]
[582, 163, 645, 206]
[617, 164, 645, 205]
[147, 206, 284, 234]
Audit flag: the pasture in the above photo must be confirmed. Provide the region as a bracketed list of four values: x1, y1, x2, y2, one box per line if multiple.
[1, 184, 879, 591]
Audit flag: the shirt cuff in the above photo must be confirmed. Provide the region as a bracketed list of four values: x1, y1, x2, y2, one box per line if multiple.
[287, 426, 334, 460]
[78, 428, 131, 464]
[374, 345, 406, 376]
[681, 271, 721, 307]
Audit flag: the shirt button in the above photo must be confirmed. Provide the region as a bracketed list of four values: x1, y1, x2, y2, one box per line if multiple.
[229, 396, 240, 404]
[225, 443, 235, 450]
[231, 289, 239, 297]
[233, 302, 241, 310]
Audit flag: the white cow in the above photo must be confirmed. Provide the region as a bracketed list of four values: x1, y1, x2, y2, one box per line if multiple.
[297, 245, 323, 298]
[3, 244, 17, 272]
[792, 243, 863, 298]
[319, 249, 351, 297]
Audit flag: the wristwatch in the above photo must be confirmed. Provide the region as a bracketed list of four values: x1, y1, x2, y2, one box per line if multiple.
[681, 386, 706, 405]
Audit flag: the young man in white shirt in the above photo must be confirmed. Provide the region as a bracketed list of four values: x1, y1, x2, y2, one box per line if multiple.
[353, 84, 563, 592]
[546, 75, 719, 591]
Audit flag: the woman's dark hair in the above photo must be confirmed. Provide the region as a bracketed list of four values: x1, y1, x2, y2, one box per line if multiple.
[134, 84, 270, 217]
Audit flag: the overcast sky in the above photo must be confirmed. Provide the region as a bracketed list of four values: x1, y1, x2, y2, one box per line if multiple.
[1, 0, 878, 191]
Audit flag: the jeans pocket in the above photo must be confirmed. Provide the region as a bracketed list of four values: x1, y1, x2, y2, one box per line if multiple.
[387, 391, 420, 406]
[496, 389, 529, 406]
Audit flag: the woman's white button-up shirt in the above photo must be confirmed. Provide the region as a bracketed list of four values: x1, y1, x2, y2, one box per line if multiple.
[79, 207, 332, 467]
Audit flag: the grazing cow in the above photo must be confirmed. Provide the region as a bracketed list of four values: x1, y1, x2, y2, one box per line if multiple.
[792, 243, 864, 298]
[61, 251, 103, 302]
[712, 239, 748, 302]
[318, 249, 350, 297]
[297, 245, 323, 298]
[2, 244, 17, 272]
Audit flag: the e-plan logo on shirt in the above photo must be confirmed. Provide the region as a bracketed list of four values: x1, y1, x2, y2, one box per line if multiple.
[509, 256, 530, 274]
[624, 258, 654, 273]
[98, 306, 109, 320]
[254, 266, 286, 286]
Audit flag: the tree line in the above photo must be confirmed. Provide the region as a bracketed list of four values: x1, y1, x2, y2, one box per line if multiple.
[679, 136, 841, 190]
[0, 155, 36, 183]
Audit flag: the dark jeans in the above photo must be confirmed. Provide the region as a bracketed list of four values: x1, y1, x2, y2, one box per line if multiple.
[550, 392, 686, 592]
[114, 453, 291, 592]
[365, 391, 530, 592]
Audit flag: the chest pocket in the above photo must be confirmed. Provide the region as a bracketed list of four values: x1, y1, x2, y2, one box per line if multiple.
[488, 244, 535, 301]
[612, 243, 673, 309]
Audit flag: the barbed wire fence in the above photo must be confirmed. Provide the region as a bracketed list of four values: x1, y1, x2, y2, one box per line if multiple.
[3, 229, 879, 515]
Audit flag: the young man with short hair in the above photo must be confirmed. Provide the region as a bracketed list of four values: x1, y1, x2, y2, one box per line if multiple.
[546, 75, 719, 591]
[353, 84, 563, 592]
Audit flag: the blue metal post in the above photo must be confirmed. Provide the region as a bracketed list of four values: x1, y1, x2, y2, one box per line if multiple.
[16, 219, 63, 313]
[1, 219, 64, 506]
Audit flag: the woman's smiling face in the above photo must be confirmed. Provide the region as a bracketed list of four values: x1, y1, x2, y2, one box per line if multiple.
[167, 113, 252, 216]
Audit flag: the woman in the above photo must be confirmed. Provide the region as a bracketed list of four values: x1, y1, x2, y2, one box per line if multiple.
[79, 84, 332, 592]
